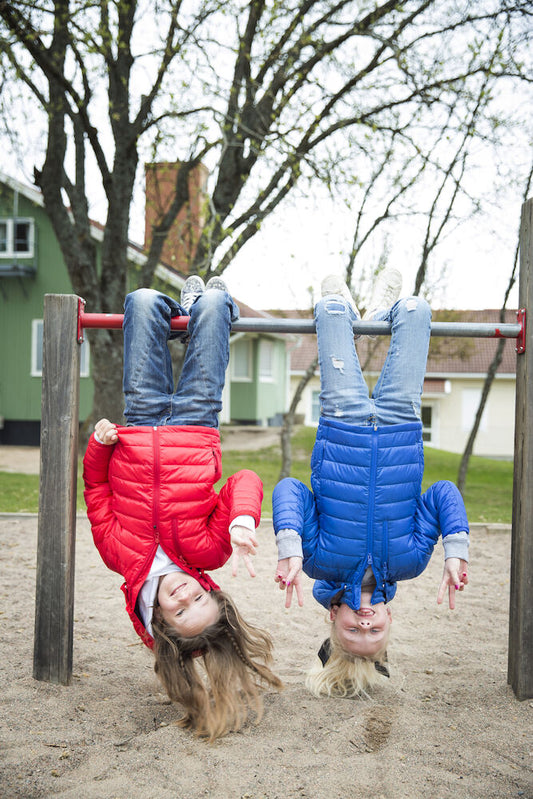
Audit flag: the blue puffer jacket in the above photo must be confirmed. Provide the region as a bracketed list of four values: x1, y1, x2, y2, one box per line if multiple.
[272, 416, 469, 611]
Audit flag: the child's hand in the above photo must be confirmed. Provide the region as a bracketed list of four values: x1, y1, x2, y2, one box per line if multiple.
[230, 526, 258, 578]
[275, 557, 304, 608]
[437, 558, 469, 609]
[94, 418, 118, 446]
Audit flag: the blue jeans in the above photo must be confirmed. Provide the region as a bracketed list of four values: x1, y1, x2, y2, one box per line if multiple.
[314, 295, 432, 425]
[122, 288, 239, 428]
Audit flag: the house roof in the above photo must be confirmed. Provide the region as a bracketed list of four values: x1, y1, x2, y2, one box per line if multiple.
[234, 299, 275, 320]
[0, 170, 44, 207]
[268, 308, 520, 377]
[0, 171, 187, 291]
[0, 170, 272, 319]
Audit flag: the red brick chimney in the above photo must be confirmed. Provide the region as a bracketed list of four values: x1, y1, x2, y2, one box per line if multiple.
[144, 162, 209, 272]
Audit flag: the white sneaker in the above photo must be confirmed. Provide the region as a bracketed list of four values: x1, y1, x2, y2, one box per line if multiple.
[362, 268, 402, 338]
[205, 276, 228, 292]
[320, 275, 360, 318]
[180, 275, 205, 313]
[363, 268, 402, 321]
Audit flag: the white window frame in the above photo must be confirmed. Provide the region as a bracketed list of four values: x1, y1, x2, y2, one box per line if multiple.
[0, 217, 35, 258]
[259, 339, 274, 382]
[31, 319, 90, 378]
[231, 338, 253, 382]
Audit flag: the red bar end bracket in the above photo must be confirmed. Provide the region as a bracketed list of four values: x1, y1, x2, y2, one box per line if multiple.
[77, 297, 86, 344]
[516, 308, 526, 355]
[76, 300, 190, 341]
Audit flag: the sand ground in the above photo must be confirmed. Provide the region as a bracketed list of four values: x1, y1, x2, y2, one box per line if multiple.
[0, 441, 531, 799]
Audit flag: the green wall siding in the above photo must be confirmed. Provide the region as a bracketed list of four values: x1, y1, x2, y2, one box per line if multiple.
[255, 339, 286, 422]
[230, 337, 258, 422]
[229, 337, 286, 424]
[0, 187, 93, 425]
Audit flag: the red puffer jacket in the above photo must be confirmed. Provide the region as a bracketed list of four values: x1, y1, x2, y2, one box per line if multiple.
[83, 425, 263, 647]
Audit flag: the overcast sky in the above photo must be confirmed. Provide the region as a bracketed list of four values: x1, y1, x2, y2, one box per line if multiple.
[3, 154, 526, 315]
[224, 194, 524, 313]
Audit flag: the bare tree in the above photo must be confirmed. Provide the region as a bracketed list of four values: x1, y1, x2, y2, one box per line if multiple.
[0, 0, 531, 432]
[457, 160, 533, 494]
[276, 49, 509, 477]
[278, 355, 317, 481]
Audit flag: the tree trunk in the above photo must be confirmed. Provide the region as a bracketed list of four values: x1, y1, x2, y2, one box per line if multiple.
[278, 356, 317, 481]
[457, 337, 506, 494]
[78, 330, 126, 449]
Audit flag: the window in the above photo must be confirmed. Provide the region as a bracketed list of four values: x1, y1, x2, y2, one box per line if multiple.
[421, 405, 433, 443]
[0, 218, 34, 258]
[259, 340, 274, 381]
[14, 220, 32, 252]
[0, 221, 7, 252]
[32, 319, 90, 378]
[231, 338, 252, 381]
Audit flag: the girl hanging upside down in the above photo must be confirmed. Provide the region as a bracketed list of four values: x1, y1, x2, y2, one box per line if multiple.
[272, 270, 469, 697]
[83, 276, 282, 741]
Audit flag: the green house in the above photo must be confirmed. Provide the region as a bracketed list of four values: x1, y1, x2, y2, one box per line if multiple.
[0, 171, 288, 445]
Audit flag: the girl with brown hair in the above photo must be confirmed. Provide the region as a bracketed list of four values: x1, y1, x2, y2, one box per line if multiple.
[83, 277, 281, 740]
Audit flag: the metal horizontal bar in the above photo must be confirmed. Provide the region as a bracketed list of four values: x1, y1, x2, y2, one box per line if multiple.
[234, 319, 522, 338]
[79, 311, 522, 339]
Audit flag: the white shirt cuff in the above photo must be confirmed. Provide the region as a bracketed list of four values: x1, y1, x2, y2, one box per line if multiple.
[229, 514, 255, 532]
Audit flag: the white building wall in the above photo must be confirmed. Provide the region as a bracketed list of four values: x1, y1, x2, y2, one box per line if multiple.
[435, 377, 515, 458]
[289, 375, 320, 426]
[220, 362, 231, 424]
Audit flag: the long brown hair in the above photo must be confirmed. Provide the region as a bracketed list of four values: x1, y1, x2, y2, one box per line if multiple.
[151, 589, 282, 740]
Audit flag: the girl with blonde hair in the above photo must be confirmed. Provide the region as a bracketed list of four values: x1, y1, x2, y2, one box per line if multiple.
[305, 624, 389, 699]
[272, 271, 469, 697]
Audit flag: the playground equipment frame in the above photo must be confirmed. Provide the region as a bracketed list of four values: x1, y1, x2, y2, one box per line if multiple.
[33, 198, 533, 701]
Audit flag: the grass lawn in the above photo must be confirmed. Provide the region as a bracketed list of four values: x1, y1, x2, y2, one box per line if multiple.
[0, 426, 513, 523]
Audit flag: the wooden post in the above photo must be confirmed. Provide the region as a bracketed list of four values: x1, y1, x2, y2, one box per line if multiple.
[508, 198, 533, 699]
[33, 294, 81, 684]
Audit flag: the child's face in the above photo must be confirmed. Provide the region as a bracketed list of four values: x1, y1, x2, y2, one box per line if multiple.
[157, 573, 219, 636]
[330, 591, 392, 658]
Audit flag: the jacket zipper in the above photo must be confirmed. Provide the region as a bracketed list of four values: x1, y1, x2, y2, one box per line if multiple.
[152, 426, 160, 543]
[382, 520, 389, 585]
[366, 426, 378, 563]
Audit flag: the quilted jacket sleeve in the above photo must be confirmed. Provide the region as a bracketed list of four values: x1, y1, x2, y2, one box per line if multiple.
[222, 468, 264, 527]
[273, 477, 308, 534]
[82, 433, 124, 575]
[415, 480, 470, 559]
[272, 478, 319, 572]
[177, 469, 263, 571]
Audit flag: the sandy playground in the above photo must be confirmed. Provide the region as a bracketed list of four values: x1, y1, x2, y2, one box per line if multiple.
[0, 443, 531, 799]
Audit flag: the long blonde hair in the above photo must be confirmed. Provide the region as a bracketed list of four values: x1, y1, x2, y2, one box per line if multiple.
[305, 624, 389, 699]
[152, 589, 282, 741]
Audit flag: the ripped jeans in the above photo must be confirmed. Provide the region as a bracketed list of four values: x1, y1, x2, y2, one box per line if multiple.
[314, 294, 432, 425]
